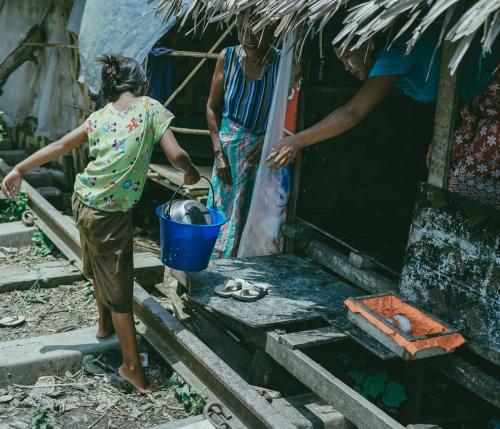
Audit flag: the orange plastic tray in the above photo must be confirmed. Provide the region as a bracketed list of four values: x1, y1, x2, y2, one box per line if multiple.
[344, 293, 466, 360]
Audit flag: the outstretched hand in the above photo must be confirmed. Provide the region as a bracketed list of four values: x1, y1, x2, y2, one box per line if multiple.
[265, 136, 301, 170]
[1, 168, 22, 199]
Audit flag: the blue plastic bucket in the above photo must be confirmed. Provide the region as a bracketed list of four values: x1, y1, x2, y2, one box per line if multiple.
[156, 177, 227, 271]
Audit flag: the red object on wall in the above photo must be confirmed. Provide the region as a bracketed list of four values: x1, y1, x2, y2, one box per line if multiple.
[284, 78, 302, 134]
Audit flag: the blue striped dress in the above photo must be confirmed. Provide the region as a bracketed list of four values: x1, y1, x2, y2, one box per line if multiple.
[207, 44, 281, 259]
[222, 45, 281, 136]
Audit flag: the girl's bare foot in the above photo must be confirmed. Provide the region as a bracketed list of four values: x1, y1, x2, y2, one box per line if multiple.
[97, 319, 115, 339]
[118, 364, 157, 394]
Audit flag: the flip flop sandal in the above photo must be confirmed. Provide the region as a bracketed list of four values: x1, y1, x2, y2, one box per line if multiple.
[0, 310, 26, 328]
[232, 282, 269, 302]
[214, 278, 244, 298]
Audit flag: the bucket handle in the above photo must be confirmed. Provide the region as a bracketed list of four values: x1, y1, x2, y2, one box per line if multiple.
[165, 176, 215, 218]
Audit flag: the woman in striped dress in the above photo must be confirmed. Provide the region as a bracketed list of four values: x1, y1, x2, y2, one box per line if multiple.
[206, 14, 280, 259]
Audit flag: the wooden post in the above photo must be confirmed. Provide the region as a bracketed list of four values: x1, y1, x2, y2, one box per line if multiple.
[427, 40, 461, 189]
[163, 21, 236, 107]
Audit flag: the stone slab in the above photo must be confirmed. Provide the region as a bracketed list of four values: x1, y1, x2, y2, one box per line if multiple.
[23, 167, 53, 188]
[187, 254, 364, 328]
[35, 186, 63, 211]
[0, 326, 124, 387]
[0, 138, 13, 150]
[0, 221, 38, 247]
[272, 393, 351, 429]
[0, 261, 83, 292]
[151, 417, 211, 429]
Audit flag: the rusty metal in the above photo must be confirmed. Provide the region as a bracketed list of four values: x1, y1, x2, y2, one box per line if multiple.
[203, 401, 233, 429]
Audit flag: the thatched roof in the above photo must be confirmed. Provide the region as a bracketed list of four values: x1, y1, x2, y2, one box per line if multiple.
[153, 0, 500, 73]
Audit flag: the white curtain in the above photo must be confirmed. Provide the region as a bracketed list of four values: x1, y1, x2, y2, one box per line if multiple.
[237, 32, 296, 258]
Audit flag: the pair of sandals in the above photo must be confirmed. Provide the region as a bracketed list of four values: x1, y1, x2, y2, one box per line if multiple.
[214, 278, 269, 302]
[0, 309, 26, 327]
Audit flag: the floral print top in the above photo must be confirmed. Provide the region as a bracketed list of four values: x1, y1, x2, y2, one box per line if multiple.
[75, 96, 173, 211]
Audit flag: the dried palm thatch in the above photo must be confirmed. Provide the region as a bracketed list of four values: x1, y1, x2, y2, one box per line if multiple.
[153, 0, 500, 73]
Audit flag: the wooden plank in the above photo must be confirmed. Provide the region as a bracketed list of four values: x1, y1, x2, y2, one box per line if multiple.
[304, 240, 397, 295]
[265, 332, 405, 429]
[149, 164, 213, 189]
[349, 251, 378, 269]
[427, 40, 461, 188]
[278, 326, 347, 350]
[432, 354, 500, 409]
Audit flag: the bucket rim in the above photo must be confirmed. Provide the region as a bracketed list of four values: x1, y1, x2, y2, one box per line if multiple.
[156, 204, 227, 228]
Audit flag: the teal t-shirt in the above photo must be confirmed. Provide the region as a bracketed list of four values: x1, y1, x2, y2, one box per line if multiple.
[75, 96, 174, 211]
[369, 29, 500, 103]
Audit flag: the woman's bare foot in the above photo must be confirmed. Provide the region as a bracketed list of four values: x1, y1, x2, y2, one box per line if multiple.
[118, 364, 157, 394]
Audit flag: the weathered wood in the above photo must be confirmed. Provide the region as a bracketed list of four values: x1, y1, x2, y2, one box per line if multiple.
[349, 252, 378, 269]
[281, 222, 316, 240]
[399, 183, 500, 366]
[265, 332, 405, 429]
[0, 24, 45, 92]
[304, 240, 396, 295]
[248, 347, 277, 387]
[278, 326, 347, 350]
[149, 164, 213, 189]
[427, 41, 461, 188]
[432, 354, 500, 409]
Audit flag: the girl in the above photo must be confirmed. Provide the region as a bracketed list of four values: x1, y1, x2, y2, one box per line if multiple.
[1, 54, 200, 394]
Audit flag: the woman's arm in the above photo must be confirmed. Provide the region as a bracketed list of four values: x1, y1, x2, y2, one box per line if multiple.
[159, 129, 200, 185]
[1, 124, 87, 198]
[207, 50, 232, 184]
[266, 74, 401, 170]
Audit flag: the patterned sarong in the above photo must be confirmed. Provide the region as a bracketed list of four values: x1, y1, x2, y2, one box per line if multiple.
[207, 118, 261, 259]
[448, 64, 500, 209]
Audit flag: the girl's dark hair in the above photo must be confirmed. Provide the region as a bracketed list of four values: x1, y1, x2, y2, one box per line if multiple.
[96, 54, 148, 103]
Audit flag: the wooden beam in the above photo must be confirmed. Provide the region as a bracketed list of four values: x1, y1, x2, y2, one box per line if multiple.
[265, 332, 405, 429]
[427, 40, 461, 188]
[304, 240, 397, 295]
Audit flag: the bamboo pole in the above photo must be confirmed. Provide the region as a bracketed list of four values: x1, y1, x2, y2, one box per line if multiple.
[163, 21, 236, 107]
[20, 42, 79, 49]
[170, 126, 210, 135]
[166, 50, 218, 59]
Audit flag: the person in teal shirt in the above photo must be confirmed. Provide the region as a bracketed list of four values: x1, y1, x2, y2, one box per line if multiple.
[267, 28, 500, 210]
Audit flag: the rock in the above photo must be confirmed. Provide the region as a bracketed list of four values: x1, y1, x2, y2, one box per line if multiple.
[0, 395, 12, 403]
[138, 402, 154, 412]
[21, 398, 36, 408]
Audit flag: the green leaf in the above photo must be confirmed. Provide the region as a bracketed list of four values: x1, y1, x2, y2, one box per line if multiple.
[347, 370, 366, 386]
[182, 392, 190, 404]
[382, 382, 407, 407]
[363, 375, 386, 398]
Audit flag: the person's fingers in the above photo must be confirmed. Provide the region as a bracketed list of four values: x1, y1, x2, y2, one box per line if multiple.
[265, 148, 280, 164]
[268, 150, 287, 169]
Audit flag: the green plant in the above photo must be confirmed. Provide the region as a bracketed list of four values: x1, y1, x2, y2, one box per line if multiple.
[0, 188, 28, 222]
[348, 370, 407, 411]
[30, 406, 55, 429]
[32, 231, 54, 256]
[170, 372, 206, 415]
[0, 111, 5, 143]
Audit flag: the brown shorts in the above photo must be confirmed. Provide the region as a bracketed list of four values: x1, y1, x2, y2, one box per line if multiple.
[72, 193, 134, 313]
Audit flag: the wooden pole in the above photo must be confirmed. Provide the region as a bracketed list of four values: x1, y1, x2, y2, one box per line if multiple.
[163, 21, 236, 107]
[427, 40, 461, 189]
[170, 126, 210, 136]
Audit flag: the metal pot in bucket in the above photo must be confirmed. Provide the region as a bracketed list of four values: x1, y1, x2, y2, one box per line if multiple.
[156, 176, 227, 271]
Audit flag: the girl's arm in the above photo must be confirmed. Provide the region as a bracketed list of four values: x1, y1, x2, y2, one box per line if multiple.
[266, 74, 401, 170]
[159, 129, 200, 185]
[207, 50, 232, 184]
[1, 124, 87, 198]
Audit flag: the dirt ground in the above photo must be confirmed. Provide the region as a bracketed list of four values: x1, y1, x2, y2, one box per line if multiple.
[0, 355, 195, 429]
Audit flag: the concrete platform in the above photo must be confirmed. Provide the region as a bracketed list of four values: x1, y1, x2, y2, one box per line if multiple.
[0, 261, 83, 292]
[0, 221, 38, 247]
[0, 326, 129, 387]
[0, 149, 27, 166]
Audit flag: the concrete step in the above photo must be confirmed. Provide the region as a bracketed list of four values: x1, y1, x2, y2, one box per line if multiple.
[35, 186, 62, 211]
[0, 260, 83, 292]
[23, 166, 53, 188]
[0, 149, 27, 166]
[0, 326, 145, 388]
[272, 393, 351, 428]
[151, 417, 210, 429]
[0, 221, 38, 247]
